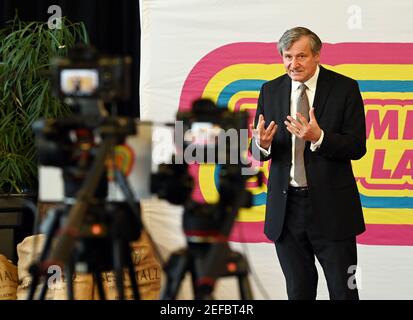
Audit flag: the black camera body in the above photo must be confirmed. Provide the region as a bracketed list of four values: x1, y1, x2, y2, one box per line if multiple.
[176, 99, 250, 165]
[51, 44, 131, 103]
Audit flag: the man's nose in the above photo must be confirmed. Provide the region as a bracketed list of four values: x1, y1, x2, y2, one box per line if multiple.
[291, 58, 299, 68]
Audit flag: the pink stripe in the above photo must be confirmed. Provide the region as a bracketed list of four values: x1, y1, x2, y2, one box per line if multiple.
[189, 164, 205, 203]
[357, 224, 413, 246]
[180, 42, 413, 112]
[230, 221, 270, 243]
[321, 43, 413, 65]
[234, 98, 259, 112]
[179, 42, 278, 111]
[364, 99, 413, 106]
[229, 221, 413, 245]
[356, 177, 413, 190]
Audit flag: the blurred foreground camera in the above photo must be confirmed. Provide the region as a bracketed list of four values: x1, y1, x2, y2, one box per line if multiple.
[28, 45, 144, 300]
[177, 99, 249, 164]
[51, 44, 131, 108]
[154, 98, 259, 299]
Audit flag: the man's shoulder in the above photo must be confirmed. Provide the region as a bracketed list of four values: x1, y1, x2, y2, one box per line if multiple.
[320, 65, 357, 86]
[262, 73, 289, 89]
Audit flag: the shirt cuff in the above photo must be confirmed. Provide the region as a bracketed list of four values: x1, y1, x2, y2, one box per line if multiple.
[255, 139, 271, 156]
[310, 130, 324, 152]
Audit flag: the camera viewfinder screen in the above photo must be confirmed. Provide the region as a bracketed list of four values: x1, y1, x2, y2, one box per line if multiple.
[60, 69, 99, 96]
[184, 122, 221, 146]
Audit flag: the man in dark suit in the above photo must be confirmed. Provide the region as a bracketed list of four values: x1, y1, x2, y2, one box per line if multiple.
[251, 27, 366, 300]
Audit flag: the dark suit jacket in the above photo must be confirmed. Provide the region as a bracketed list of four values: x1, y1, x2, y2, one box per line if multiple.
[251, 66, 366, 242]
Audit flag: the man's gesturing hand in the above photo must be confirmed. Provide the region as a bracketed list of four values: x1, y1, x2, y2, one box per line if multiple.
[284, 107, 321, 143]
[252, 114, 277, 150]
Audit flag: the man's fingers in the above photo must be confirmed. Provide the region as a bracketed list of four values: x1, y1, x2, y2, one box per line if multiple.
[286, 116, 302, 130]
[265, 121, 276, 132]
[269, 124, 278, 137]
[256, 114, 265, 131]
[264, 123, 277, 136]
[296, 112, 309, 126]
[309, 107, 316, 121]
[285, 124, 296, 136]
[284, 120, 301, 136]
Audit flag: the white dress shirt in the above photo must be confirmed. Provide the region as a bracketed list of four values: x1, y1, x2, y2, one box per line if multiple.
[256, 65, 324, 186]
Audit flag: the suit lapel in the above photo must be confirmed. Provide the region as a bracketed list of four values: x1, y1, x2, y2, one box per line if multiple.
[313, 66, 331, 120]
[280, 75, 291, 121]
[280, 75, 292, 147]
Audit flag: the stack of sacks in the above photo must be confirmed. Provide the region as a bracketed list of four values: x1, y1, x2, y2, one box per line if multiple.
[16, 235, 93, 300]
[0, 255, 18, 300]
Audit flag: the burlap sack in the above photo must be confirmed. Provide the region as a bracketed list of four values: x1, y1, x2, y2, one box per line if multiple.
[0, 255, 18, 300]
[94, 231, 161, 300]
[16, 235, 93, 300]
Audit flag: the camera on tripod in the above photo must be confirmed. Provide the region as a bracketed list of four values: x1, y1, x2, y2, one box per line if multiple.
[151, 98, 253, 205]
[151, 98, 258, 300]
[28, 45, 145, 300]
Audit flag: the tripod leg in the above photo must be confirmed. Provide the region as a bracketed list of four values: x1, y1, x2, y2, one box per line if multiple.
[27, 272, 41, 300]
[193, 254, 214, 300]
[38, 274, 50, 300]
[161, 249, 190, 300]
[65, 262, 75, 300]
[94, 271, 106, 300]
[125, 244, 140, 300]
[27, 208, 66, 300]
[238, 274, 253, 300]
[113, 238, 125, 300]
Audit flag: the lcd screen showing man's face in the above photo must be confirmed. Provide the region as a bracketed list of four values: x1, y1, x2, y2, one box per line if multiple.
[60, 69, 99, 96]
[184, 122, 222, 146]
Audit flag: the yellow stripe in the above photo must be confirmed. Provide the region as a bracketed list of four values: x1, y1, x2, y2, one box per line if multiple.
[237, 206, 265, 222]
[227, 91, 259, 112]
[202, 64, 413, 105]
[202, 64, 285, 103]
[362, 92, 413, 99]
[363, 208, 413, 224]
[323, 64, 413, 80]
[198, 164, 219, 203]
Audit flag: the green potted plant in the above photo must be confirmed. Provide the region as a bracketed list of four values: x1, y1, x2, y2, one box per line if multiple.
[0, 14, 88, 194]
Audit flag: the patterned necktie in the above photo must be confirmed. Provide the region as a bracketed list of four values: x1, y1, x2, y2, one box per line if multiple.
[293, 83, 310, 186]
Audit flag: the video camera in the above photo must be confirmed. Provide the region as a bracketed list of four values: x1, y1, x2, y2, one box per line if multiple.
[34, 44, 136, 198]
[153, 99, 258, 299]
[152, 98, 255, 240]
[176, 99, 250, 164]
[51, 44, 131, 103]
[29, 45, 144, 300]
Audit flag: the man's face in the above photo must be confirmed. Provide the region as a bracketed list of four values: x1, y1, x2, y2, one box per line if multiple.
[282, 36, 320, 82]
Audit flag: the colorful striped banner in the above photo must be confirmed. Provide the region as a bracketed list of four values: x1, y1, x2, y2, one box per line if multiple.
[180, 43, 413, 245]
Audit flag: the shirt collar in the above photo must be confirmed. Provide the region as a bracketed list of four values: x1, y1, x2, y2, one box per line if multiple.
[291, 65, 320, 93]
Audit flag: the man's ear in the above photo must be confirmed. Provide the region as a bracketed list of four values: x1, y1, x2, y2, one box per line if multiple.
[314, 52, 320, 64]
